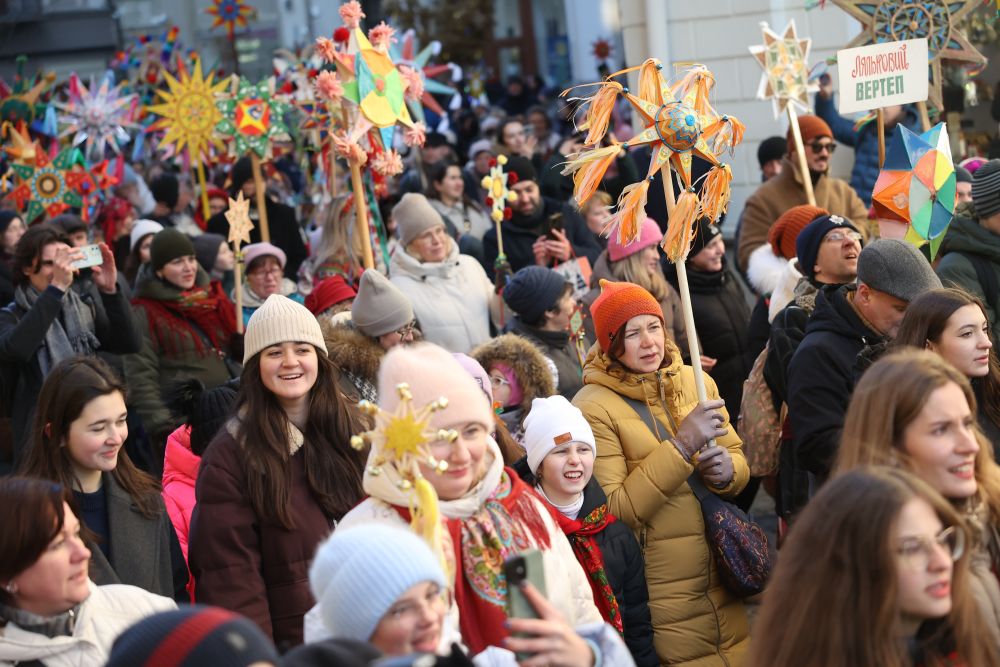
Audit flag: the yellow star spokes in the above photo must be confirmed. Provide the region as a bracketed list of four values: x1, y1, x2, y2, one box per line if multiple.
[147, 58, 229, 164]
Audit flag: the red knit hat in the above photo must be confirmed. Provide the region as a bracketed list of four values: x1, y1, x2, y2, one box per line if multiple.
[768, 204, 829, 259]
[786, 115, 833, 150]
[590, 279, 663, 352]
[305, 275, 357, 315]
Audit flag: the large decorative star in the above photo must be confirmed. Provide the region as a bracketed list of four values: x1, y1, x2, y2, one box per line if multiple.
[54, 73, 138, 162]
[749, 20, 818, 117]
[147, 58, 229, 165]
[830, 0, 985, 110]
[225, 191, 254, 247]
[215, 77, 291, 159]
[206, 0, 255, 40]
[6, 146, 86, 223]
[391, 29, 460, 124]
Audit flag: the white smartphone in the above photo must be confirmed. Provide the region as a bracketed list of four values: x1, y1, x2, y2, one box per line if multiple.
[71, 244, 103, 270]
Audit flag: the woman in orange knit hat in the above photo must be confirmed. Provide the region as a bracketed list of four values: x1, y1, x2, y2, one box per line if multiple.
[572, 279, 751, 667]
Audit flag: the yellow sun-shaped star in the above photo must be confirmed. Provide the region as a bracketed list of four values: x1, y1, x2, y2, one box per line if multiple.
[147, 58, 229, 165]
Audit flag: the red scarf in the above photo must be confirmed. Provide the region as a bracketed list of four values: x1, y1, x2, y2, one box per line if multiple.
[552, 503, 623, 634]
[134, 281, 237, 357]
[395, 468, 552, 655]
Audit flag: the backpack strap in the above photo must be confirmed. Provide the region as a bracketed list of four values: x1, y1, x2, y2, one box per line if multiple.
[617, 393, 704, 492]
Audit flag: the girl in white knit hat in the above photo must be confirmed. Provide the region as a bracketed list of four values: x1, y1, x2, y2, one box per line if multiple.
[188, 294, 366, 651]
[520, 395, 657, 666]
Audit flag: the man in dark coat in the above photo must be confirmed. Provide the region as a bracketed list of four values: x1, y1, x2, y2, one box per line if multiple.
[0, 225, 141, 468]
[482, 156, 602, 278]
[782, 240, 941, 518]
[207, 156, 307, 280]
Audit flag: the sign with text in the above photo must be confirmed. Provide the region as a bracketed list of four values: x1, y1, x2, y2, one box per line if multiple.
[836, 38, 928, 114]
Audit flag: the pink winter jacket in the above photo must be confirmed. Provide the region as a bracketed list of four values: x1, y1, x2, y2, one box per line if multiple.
[162, 425, 201, 563]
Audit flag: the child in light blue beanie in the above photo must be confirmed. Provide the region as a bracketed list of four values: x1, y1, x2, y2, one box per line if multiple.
[308, 524, 447, 655]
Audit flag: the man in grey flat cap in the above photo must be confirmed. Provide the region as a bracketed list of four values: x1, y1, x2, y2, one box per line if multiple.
[781, 239, 942, 519]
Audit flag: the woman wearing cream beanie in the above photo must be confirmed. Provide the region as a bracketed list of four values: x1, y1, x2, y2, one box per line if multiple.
[189, 294, 366, 650]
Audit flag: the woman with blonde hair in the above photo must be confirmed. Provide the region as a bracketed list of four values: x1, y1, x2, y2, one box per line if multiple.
[835, 348, 1000, 652]
[749, 466, 997, 667]
[299, 196, 365, 289]
[582, 217, 688, 359]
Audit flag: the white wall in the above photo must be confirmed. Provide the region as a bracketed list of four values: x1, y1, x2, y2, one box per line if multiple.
[617, 0, 862, 234]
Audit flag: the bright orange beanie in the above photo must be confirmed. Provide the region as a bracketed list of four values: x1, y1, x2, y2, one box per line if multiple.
[590, 279, 664, 352]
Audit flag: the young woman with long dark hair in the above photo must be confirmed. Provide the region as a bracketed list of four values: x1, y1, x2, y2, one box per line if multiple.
[188, 294, 365, 651]
[19, 357, 187, 601]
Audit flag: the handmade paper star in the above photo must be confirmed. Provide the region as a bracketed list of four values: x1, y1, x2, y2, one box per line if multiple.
[391, 29, 460, 124]
[830, 0, 985, 110]
[6, 146, 86, 223]
[592, 38, 614, 62]
[350, 383, 455, 486]
[225, 191, 254, 247]
[1, 121, 39, 165]
[749, 20, 818, 116]
[0, 57, 56, 126]
[206, 0, 255, 40]
[147, 58, 229, 164]
[54, 73, 138, 161]
[215, 77, 291, 159]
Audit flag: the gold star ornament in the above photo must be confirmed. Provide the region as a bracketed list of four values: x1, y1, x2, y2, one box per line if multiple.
[830, 0, 986, 111]
[749, 20, 818, 117]
[225, 191, 254, 248]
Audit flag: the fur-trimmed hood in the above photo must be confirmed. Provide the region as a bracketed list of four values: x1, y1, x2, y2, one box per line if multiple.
[471, 333, 556, 415]
[320, 317, 385, 388]
[746, 244, 789, 296]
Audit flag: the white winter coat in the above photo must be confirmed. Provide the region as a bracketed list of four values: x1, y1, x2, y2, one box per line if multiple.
[389, 242, 493, 353]
[304, 439, 602, 647]
[0, 583, 176, 666]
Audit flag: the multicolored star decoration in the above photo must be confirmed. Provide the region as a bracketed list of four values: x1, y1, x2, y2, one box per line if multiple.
[350, 383, 455, 556]
[215, 77, 291, 159]
[830, 0, 986, 111]
[54, 73, 138, 162]
[148, 58, 229, 164]
[749, 20, 818, 116]
[206, 0, 256, 40]
[6, 146, 87, 223]
[0, 56, 56, 126]
[391, 29, 460, 125]
[561, 61, 744, 258]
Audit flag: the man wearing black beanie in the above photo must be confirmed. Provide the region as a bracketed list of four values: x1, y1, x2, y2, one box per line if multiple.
[206, 156, 307, 280]
[481, 155, 602, 278]
[937, 158, 1000, 331]
[757, 136, 786, 181]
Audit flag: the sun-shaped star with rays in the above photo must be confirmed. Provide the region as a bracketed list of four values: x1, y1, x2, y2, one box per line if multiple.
[350, 383, 455, 488]
[147, 58, 229, 165]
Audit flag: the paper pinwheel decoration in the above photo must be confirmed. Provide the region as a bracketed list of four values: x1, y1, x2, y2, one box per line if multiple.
[562, 61, 744, 258]
[830, 0, 985, 110]
[317, 4, 424, 154]
[6, 146, 86, 223]
[54, 73, 138, 162]
[749, 20, 818, 116]
[225, 191, 254, 248]
[148, 58, 229, 164]
[215, 77, 291, 159]
[350, 383, 455, 552]
[392, 29, 460, 124]
[206, 0, 255, 39]
[872, 121, 955, 258]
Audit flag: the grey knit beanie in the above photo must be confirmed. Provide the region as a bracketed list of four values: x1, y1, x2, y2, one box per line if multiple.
[856, 239, 941, 303]
[244, 294, 327, 363]
[392, 193, 445, 246]
[351, 269, 414, 338]
[972, 159, 1000, 219]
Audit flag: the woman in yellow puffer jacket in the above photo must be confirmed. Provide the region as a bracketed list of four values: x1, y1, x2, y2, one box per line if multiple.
[573, 280, 750, 667]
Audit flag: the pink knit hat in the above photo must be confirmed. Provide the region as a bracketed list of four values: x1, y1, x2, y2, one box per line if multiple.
[607, 217, 661, 263]
[490, 362, 523, 408]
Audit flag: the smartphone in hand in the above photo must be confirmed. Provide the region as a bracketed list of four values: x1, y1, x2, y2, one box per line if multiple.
[504, 549, 547, 660]
[70, 244, 104, 270]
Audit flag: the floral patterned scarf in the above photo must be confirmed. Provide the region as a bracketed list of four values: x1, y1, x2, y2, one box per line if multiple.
[551, 503, 623, 634]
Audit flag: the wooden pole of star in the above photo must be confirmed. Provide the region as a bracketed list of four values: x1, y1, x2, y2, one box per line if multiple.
[659, 165, 710, 408]
[226, 192, 254, 334]
[233, 249, 245, 334]
[350, 159, 375, 270]
[916, 101, 932, 132]
[196, 160, 212, 222]
[786, 104, 817, 207]
[250, 154, 271, 242]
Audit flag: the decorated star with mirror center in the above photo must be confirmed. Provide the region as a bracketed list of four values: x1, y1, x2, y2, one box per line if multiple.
[215, 77, 291, 159]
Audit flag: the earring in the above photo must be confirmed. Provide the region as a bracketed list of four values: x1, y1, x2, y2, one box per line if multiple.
[4, 581, 16, 594]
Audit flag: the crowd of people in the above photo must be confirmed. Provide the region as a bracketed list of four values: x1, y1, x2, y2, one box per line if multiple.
[2, 62, 1000, 667]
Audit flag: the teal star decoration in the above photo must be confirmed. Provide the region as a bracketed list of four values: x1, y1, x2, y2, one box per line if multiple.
[214, 77, 291, 159]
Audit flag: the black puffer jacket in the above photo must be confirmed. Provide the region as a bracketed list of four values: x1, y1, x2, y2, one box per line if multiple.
[665, 261, 751, 418]
[783, 285, 885, 517]
[513, 459, 657, 667]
